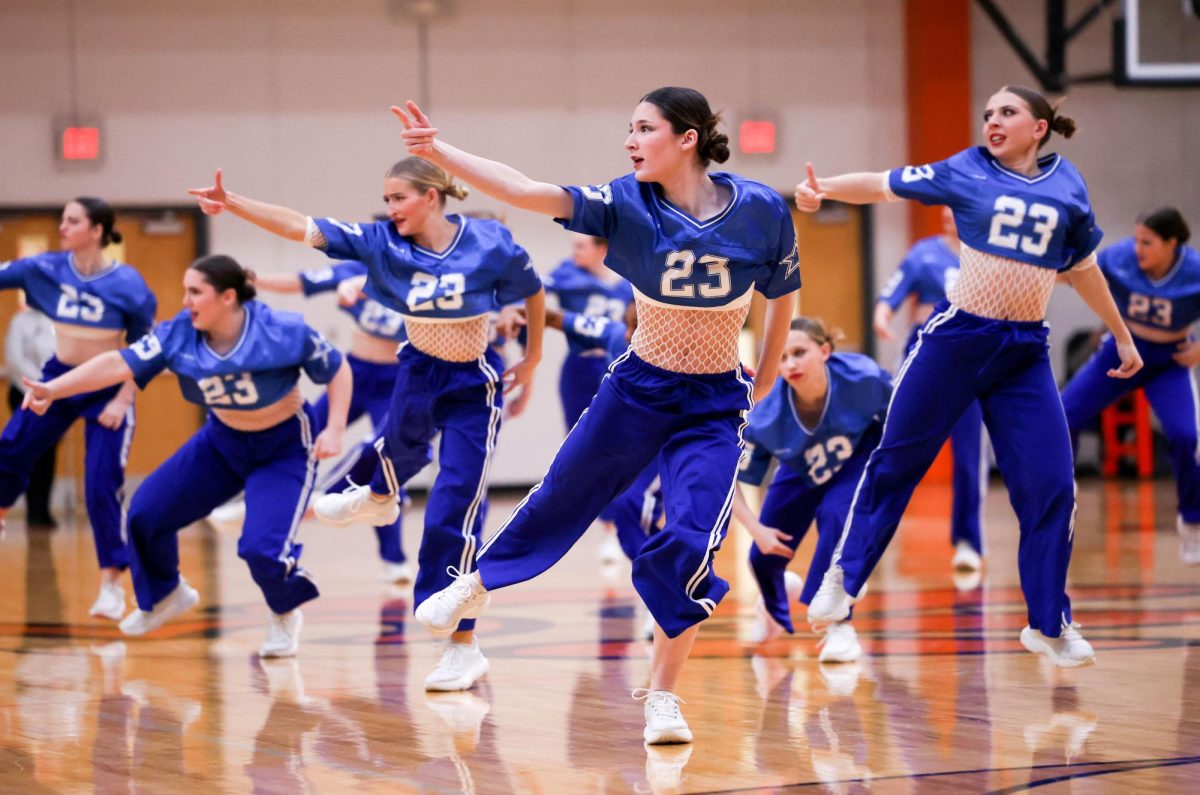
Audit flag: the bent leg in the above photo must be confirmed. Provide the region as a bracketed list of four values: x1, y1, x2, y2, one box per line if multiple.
[83, 411, 136, 570]
[751, 465, 820, 633]
[1143, 365, 1200, 523]
[949, 400, 987, 552]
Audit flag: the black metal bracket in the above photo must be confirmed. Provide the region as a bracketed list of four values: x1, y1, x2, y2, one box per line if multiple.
[974, 0, 1116, 91]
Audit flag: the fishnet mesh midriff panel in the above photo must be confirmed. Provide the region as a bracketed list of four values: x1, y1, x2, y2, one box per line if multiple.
[948, 243, 1058, 321]
[405, 315, 491, 362]
[631, 298, 749, 374]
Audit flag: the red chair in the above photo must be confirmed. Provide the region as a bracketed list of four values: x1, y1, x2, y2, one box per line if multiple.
[1100, 389, 1154, 478]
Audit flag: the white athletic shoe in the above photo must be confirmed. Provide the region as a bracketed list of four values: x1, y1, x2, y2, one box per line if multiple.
[381, 561, 414, 584]
[208, 500, 246, 525]
[633, 688, 693, 745]
[817, 622, 863, 663]
[89, 581, 126, 621]
[1020, 621, 1095, 668]
[952, 540, 983, 572]
[808, 566, 857, 624]
[414, 568, 490, 638]
[119, 579, 199, 636]
[259, 609, 302, 658]
[1178, 517, 1200, 565]
[598, 532, 623, 564]
[425, 638, 490, 691]
[313, 484, 400, 527]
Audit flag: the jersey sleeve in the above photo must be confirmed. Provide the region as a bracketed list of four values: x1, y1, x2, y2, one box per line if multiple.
[126, 289, 158, 343]
[754, 205, 802, 298]
[311, 218, 387, 262]
[299, 327, 344, 385]
[119, 324, 172, 389]
[493, 240, 543, 306]
[1060, 206, 1104, 271]
[0, 257, 34, 291]
[737, 440, 773, 487]
[887, 155, 962, 207]
[299, 262, 364, 296]
[555, 183, 621, 238]
[878, 254, 922, 311]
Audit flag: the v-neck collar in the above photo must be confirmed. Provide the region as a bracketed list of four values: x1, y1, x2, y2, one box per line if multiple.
[410, 215, 467, 260]
[652, 174, 739, 230]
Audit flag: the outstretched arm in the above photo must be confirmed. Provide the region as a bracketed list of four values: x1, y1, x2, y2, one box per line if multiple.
[733, 485, 794, 559]
[22, 351, 134, 414]
[794, 163, 890, 212]
[188, 169, 309, 241]
[1063, 260, 1142, 378]
[254, 272, 304, 293]
[393, 101, 574, 219]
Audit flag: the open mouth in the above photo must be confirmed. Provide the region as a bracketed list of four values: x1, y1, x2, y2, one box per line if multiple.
[631, 156, 644, 170]
[988, 134, 1006, 147]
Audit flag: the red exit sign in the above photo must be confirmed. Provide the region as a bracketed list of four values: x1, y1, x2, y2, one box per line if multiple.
[739, 120, 776, 154]
[62, 126, 101, 160]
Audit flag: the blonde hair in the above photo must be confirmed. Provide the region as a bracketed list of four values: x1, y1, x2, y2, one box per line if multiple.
[790, 316, 844, 350]
[386, 157, 469, 203]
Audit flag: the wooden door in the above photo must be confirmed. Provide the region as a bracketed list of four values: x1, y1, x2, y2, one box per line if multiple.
[0, 207, 204, 481]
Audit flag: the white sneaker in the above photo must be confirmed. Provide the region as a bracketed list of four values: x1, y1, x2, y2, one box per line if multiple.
[1178, 517, 1200, 565]
[952, 540, 983, 572]
[1020, 621, 1095, 668]
[633, 689, 692, 745]
[808, 566, 857, 624]
[414, 568, 490, 638]
[598, 532, 623, 564]
[424, 638, 490, 691]
[313, 484, 400, 527]
[817, 622, 863, 663]
[381, 561, 414, 584]
[259, 609, 303, 658]
[89, 581, 126, 621]
[208, 499, 246, 525]
[119, 579, 199, 636]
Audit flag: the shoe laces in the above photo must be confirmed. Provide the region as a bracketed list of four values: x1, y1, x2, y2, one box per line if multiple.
[1060, 620, 1083, 642]
[814, 565, 845, 598]
[816, 623, 844, 649]
[632, 688, 685, 720]
[435, 642, 467, 673]
[443, 566, 481, 602]
[341, 479, 369, 510]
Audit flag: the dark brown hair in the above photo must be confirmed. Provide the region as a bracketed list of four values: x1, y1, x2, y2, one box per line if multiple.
[999, 85, 1077, 150]
[1138, 207, 1191, 246]
[191, 254, 257, 304]
[73, 196, 122, 247]
[640, 87, 730, 166]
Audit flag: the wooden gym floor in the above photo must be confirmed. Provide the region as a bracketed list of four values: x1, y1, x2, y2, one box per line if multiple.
[0, 477, 1197, 793]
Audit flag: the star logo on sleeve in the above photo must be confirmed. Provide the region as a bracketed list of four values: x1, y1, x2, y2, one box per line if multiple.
[781, 239, 800, 281]
[308, 333, 333, 368]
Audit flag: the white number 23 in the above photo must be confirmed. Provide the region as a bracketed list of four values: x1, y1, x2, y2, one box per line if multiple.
[987, 196, 1059, 257]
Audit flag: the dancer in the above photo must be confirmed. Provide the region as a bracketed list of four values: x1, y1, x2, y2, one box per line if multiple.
[399, 86, 801, 743]
[798, 85, 1141, 668]
[0, 197, 156, 621]
[1060, 208, 1200, 564]
[23, 254, 349, 656]
[188, 156, 545, 691]
[734, 317, 891, 663]
[875, 207, 987, 574]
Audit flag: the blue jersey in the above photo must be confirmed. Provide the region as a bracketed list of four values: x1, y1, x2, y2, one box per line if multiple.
[738, 353, 892, 489]
[312, 214, 542, 319]
[0, 252, 156, 342]
[1099, 238, 1200, 333]
[878, 236, 960, 311]
[889, 147, 1102, 272]
[559, 310, 629, 363]
[556, 173, 800, 308]
[298, 260, 408, 343]
[120, 301, 343, 411]
[545, 261, 634, 355]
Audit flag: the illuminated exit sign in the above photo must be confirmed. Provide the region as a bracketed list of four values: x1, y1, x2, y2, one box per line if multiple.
[54, 118, 103, 164]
